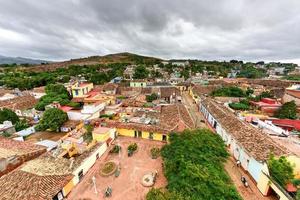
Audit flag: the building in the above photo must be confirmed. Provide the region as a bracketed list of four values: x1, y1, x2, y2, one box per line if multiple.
[130, 80, 148, 88]
[189, 85, 217, 103]
[0, 141, 108, 200]
[104, 104, 194, 142]
[92, 126, 116, 145]
[200, 98, 289, 182]
[71, 82, 94, 98]
[0, 121, 15, 136]
[102, 83, 119, 95]
[283, 84, 300, 106]
[0, 137, 46, 177]
[123, 65, 136, 80]
[250, 98, 282, 116]
[0, 95, 38, 117]
[199, 98, 300, 199]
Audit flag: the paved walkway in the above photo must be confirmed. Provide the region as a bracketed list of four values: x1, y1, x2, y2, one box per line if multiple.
[67, 137, 167, 200]
[181, 91, 207, 128]
[224, 157, 277, 200]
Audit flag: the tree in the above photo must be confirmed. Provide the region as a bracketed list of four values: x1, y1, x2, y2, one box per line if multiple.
[156, 129, 241, 200]
[133, 65, 149, 79]
[0, 108, 19, 124]
[36, 108, 68, 132]
[146, 93, 158, 102]
[35, 83, 71, 111]
[275, 101, 297, 119]
[146, 188, 185, 200]
[15, 119, 29, 132]
[45, 83, 69, 97]
[211, 86, 246, 97]
[268, 155, 294, 187]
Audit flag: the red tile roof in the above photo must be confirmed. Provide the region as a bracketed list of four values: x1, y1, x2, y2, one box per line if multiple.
[270, 119, 300, 131]
[0, 95, 37, 110]
[0, 170, 73, 200]
[201, 98, 289, 161]
[0, 137, 46, 158]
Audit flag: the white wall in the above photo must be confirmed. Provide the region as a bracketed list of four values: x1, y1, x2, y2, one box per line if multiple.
[72, 142, 108, 184]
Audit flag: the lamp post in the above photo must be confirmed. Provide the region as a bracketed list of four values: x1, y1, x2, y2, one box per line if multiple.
[92, 176, 98, 194]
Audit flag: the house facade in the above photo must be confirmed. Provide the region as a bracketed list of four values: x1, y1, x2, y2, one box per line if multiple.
[199, 98, 290, 191]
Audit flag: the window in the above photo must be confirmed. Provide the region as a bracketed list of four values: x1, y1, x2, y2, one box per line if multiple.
[213, 121, 217, 129]
[138, 131, 142, 138]
[75, 89, 79, 96]
[134, 131, 138, 138]
[149, 132, 153, 140]
[162, 135, 167, 142]
[78, 169, 84, 181]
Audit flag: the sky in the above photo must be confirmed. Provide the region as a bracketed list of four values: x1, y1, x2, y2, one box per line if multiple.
[0, 0, 300, 64]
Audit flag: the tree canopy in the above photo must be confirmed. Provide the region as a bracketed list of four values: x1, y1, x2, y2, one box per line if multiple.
[133, 65, 149, 79]
[36, 108, 68, 132]
[0, 108, 19, 124]
[35, 83, 71, 111]
[146, 93, 158, 102]
[211, 86, 246, 97]
[153, 129, 241, 200]
[268, 155, 294, 187]
[275, 101, 297, 119]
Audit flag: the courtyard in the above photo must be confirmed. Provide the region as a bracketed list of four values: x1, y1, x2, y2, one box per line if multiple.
[67, 136, 167, 200]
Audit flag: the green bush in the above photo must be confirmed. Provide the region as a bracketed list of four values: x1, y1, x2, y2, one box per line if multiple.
[128, 143, 138, 152]
[146, 93, 158, 102]
[36, 108, 68, 132]
[211, 86, 246, 97]
[268, 154, 294, 187]
[229, 102, 250, 110]
[275, 101, 297, 120]
[159, 129, 241, 200]
[150, 147, 160, 159]
[0, 108, 19, 124]
[110, 145, 121, 153]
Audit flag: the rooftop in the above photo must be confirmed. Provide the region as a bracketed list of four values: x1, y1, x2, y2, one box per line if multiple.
[201, 98, 289, 161]
[0, 137, 46, 159]
[0, 170, 73, 200]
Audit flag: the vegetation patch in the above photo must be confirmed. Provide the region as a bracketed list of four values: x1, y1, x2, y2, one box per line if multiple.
[110, 145, 121, 154]
[229, 99, 250, 111]
[150, 147, 160, 159]
[128, 143, 138, 152]
[275, 101, 297, 119]
[146, 129, 241, 200]
[211, 86, 250, 97]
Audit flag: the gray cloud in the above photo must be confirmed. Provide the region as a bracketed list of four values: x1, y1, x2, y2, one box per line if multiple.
[0, 0, 299, 63]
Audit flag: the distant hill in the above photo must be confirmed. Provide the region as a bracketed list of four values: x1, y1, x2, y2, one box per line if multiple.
[16, 52, 163, 72]
[0, 55, 50, 65]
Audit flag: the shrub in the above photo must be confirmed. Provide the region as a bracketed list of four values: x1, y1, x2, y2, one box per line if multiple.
[110, 145, 121, 153]
[146, 93, 158, 102]
[229, 102, 250, 110]
[128, 143, 138, 152]
[211, 86, 246, 97]
[150, 147, 160, 159]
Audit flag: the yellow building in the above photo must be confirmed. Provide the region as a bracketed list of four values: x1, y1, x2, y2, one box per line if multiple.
[92, 126, 116, 143]
[71, 82, 94, 98]
[257, 155, 300, 200]
[116, 127, 168, 142]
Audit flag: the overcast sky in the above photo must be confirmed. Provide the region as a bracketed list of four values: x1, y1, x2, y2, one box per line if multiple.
[0, 0, 300, 63]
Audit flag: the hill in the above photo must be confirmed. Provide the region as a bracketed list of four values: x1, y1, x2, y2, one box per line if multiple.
[0, 55, 50, 65]
[16, 52, 162, 72]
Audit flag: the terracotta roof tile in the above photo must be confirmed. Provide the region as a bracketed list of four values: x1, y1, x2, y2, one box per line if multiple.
[0, 170, 73, 200]
[0, 95, 37, 110]
[201, 98, 289, 161]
